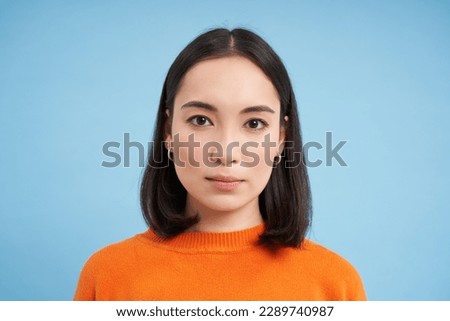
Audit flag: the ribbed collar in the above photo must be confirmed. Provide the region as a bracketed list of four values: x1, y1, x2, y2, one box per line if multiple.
[140, 223, 265, 253]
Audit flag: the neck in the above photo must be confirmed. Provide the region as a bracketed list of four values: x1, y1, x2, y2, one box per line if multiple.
[185, 196, 264, 232]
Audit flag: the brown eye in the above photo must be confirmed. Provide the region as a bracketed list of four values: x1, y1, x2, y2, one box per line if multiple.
[249, 120, 259, 128]
[245, 119, 267, 130]
[188, 115, 212, 126]
[196, 117, 207, 125]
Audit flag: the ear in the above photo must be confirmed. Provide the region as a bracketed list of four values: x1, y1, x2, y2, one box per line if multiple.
[278, 115, 288, 154]
[164, 108, 172, 148]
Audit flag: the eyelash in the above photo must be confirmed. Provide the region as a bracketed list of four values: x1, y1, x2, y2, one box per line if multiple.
[244, 119, 268, 130]
[187, 115, 212, 127]
[187, 115, 268, 131]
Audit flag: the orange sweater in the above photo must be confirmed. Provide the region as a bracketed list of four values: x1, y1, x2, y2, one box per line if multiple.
[74, 223, 366, 300]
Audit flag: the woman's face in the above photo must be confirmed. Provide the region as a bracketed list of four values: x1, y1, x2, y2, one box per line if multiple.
[166, 56, 285, 216]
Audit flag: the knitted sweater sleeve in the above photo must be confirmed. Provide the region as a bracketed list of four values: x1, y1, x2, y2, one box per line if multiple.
[347, 268, 367, 300]
[73, 254, 96, 301]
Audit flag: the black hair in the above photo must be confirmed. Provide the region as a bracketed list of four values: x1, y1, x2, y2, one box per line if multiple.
[140, 27, 312, 248]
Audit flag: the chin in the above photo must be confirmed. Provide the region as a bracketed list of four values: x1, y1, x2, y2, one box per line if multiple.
[203, 202, 242, 213]
[203, 195, 258, 213]
[188, 191, 259, 214]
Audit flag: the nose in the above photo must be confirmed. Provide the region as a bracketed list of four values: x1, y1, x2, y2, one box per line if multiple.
[207, 131, 241, 166]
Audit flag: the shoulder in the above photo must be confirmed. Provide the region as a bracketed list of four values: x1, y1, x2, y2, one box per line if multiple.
[302, 239, 359, 271]
[80, 231, 150, 275]
[291, 239, 367, 300]
[299, 239, 361, 278]
[74, 231, 150, 300]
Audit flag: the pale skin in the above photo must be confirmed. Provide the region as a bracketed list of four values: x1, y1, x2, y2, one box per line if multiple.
[165, 56, 287, 232]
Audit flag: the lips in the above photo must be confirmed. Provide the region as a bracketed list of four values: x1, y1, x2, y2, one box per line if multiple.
[206, 175, 244, 191]
[206, 175, 243, 182]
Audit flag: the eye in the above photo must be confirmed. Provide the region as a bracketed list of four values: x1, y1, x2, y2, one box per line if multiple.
[245, 119, 267, 130]
[188, 115, 213, 126]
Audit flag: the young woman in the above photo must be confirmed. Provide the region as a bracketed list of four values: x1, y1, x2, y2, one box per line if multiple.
[74, 28, 366, 300]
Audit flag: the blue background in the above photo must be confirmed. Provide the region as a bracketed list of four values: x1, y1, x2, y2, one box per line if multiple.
[1, 0, 449, 300]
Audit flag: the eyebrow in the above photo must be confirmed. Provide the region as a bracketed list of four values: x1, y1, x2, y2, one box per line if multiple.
[180, 100, 275, 114]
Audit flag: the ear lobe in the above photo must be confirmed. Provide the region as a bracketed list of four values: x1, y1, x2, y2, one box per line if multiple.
[278, 141, 285, 155]
[278, 116, 288, 154]
[164, 108, 172, 144]
[278, 132, 285, 155]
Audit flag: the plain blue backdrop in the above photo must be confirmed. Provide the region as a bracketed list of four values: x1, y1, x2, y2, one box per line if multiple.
[1, 0, 449, 300]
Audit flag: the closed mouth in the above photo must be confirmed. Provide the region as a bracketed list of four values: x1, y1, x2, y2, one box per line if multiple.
[206, 176, 244, 182]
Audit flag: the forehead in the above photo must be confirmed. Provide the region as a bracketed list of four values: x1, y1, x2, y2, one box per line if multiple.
[174, 56, 280, 112]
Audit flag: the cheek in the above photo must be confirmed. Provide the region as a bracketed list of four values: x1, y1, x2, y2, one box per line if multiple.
[254, 147, 276, 174]
[246, 154, 274, 197]
[171, 130, 204, 165]
[242, 131, 280, 167]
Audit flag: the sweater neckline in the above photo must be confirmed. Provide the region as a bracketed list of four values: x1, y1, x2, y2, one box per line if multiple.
[142, 223, 265, 252]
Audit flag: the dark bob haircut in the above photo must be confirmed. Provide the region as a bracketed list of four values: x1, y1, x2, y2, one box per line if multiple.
[140, 28, 312, 248]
